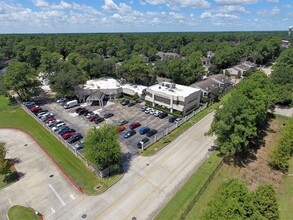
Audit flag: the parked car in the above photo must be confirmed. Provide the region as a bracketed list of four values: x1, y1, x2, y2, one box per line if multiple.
[56, 98, 67, 103]
[119, 120, 128, 126]
[59, 127, 74, 136]
[62, 131, 76, 140]
[127, 102, 135, 107]
[144, 108, 152, 114]
[88, 115, 99, 122]
[82, 110, 90, 116]
[48, 120, 62, 127]
[41, 113, 54, 121]
[154, 111, 162, 117]
[137, 137, 150, 148]
[23, 101, 35, 107]
[149, 109, 156, 115]
[94, 117, 105, 124]
[86, 112, 95, 118]
[52, 122, 66, 132]
[120, 99, 130, 106]
[36, 111, 48, 117]
[104, 112, 114, 118]
[74, 139, 84, 150]
[146, 129, 158, 137]
[64, 100, 79, 109]
[78, 109, 88, 115]
[117, 125, 126, 133]
[67, 133, 83, 144]
[169, 116, 177, 123]
[44, 117, 56, 124]
[139, 127, 150, 135]
[30, 106, 42, 112]
[129, 122, 141, 130]
[141, 106, 148, 111]
[54, 125, 68, 133]
[175, 118, 182, 123]
[75, 107, 84, 113]
[159, 112, 168, 119]
[124, 130, 136, 138]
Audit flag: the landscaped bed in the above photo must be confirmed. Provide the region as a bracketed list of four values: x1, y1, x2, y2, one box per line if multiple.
[8, 205, 42, 220]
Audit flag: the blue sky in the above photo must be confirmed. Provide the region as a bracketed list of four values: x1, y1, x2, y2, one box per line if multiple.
[0, 0, 292, 33]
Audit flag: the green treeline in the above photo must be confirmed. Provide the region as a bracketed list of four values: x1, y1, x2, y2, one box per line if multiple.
[0, 32, 287, 98]
[202, 179, 279, 220]
[269, 118, 293, 172]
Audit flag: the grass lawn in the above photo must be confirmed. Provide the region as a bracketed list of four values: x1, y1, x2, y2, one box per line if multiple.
[8, 205, 42, 220]
[277, 158, 293, 220]
[0, 96, 121, 194]
[155, 152, 223, 220]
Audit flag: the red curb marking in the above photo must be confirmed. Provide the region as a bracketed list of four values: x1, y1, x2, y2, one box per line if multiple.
[0, 128, 84, 194]
[8, 159, 20, 180]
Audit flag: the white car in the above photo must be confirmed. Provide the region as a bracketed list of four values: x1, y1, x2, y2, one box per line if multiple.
[40, 113, 54, 120]
[149, 109, 156, 115]
[37, 111, 48, 118]
[56, 98, 67, 103]
[154, 111, 162, 117]
[52, 122, 65, 132]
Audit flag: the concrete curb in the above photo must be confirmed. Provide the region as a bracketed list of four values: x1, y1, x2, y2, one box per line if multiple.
[0, 128, 84, 194]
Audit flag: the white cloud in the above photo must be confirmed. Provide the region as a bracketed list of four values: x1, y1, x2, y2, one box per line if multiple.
[215, 0, 258, 4]
[102, 0, 133, 14]
[218, 5, 249, 14]
[256, 6, 280, 16]
[145, 0, 210, 8]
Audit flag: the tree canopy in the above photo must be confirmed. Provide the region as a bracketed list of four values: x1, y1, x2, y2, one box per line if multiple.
[0, 144, 10, 177]
[83, 125, 122, 171]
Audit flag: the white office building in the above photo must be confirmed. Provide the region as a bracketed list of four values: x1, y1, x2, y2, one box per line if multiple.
[145, 82, 201, 116]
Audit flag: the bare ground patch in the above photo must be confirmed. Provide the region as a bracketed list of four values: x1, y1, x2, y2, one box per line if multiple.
[237, 118, 285, 191]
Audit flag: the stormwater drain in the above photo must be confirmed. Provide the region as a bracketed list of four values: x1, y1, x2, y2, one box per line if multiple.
[49, 174, 54, 178]
[132, 217, 137, 220]
[82, 214, 87, 218]
[24, 144, 28, 147]
[146, 163, 149, 166]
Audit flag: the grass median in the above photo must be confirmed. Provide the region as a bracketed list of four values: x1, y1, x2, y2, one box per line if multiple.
[8, 205, 42, 220]
[0, 96, 121, 194]
[155, 152, 223, 220]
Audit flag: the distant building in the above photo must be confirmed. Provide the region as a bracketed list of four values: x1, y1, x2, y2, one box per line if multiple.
[145, 82, 201, 116]
[281, 40, 290, 48]
[223, 61, 256, 77]
[190, 74, 232, 98]
[156, 51, 180, 60]
[201, 51, 215, 72]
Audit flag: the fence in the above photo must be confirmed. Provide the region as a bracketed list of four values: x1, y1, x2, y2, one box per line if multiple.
[141, 103, 207, 151]
[179, 158, 224, 220]
[21, 105, 109, 178]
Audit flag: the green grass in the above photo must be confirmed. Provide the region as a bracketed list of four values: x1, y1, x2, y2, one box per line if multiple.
[0, 96, 121, 194]
[155, 152, 223, 220]
[8, 205, 42, 220]
[277, 158, 293, 220]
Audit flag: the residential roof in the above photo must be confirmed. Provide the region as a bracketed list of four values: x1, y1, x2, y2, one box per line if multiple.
[190, 78, 217, 92]
[148, 82, 200, 97]
[156, 51, 180, 59]
[210, 74, 230, 84]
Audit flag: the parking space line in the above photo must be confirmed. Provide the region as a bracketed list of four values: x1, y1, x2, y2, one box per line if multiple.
[49, 184, 66, 206]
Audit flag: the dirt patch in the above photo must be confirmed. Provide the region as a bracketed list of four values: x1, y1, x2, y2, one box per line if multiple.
[237, 119, 284, 191]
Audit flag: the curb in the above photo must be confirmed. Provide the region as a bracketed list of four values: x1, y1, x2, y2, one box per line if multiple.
[0, 128, 84, 194]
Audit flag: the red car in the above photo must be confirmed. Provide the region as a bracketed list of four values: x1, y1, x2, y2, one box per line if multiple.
[117, 125, 126, 133]
[30, 106, 42, 112]
[129, 122, 141, 130]
[62, 131, 76, 140]
[44, 117, 56, 123]
[88, 115, 99, 122]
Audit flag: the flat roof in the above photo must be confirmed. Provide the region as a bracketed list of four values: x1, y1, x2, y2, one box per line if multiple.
[121, 84, 147, 95]
[83, 78, 121, 90]
[148, 82, 200, 97]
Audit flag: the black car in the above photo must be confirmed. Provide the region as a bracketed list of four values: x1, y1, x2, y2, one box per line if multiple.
[78, 109, 88, 115]
[137, 137, 150, 148]
[75, 107, 84, 113]
[94, 117, 105, 124]
[82, 110, 90, 116]
[120, 99, 130, 106]
[169, 116, 177, 123]
[67, 133, 83, 144]
[127, 102, 135, 107]
[124, 130, 136, 138]
[159, 112, 168, 119]
[146, 129, 158, 137]
[104, 112, 114, 118]
[59, 128, 75, 136]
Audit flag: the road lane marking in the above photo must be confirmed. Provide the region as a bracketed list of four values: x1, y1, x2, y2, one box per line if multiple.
[51, 207, 56, 213]
[70, 194, 75, 200]
[49, 184, 66, 206]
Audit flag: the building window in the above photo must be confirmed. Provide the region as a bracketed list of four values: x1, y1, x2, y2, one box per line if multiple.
[154, 95, 171, 105]
[187, 95, 198, 104]
[146, 91, 152, 97]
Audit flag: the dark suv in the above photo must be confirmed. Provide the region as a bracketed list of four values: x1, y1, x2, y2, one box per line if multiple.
[159, 112, 168, 119]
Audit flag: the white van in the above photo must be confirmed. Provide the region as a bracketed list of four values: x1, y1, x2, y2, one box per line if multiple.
[64, 100, 78, 109]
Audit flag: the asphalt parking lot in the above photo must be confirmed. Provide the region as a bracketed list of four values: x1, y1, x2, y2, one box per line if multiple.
[42, 100, 172, 153]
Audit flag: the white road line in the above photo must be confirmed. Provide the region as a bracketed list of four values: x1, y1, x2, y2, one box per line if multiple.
[70, 194, 75, 200]
[51, 207, 56, 213]
[48, 184, 66, 206]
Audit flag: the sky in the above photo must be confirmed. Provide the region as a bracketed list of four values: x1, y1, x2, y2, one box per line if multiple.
[0, 0, 292, 33]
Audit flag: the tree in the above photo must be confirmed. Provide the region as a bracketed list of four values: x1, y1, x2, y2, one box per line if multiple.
[201, 179, 254, 220]
[40, 51, 63, 74]
[0, 144, 10, 177]
[48, 61, 87, 98]
[4, 61, 41, 100]
[252, 185, 279, 220]
[83, 125, 122, 171]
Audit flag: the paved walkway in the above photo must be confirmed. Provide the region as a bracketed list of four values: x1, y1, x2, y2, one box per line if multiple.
[0, 112, 215, 220]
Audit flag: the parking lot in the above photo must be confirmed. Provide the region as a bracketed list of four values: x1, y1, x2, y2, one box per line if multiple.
[42, 100, 173, 153]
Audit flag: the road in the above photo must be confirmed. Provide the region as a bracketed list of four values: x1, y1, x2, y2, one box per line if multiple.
[0, 112, 215, 220]
[53, 112, 215, 220]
